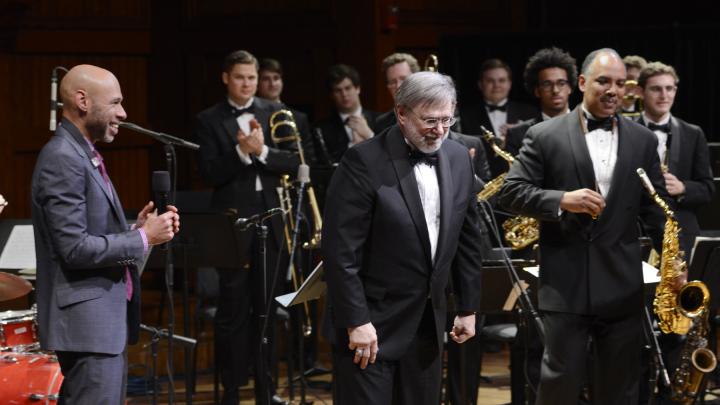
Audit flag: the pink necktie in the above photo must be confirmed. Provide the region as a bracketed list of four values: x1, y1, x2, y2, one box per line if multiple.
[93, 149, 133, 301]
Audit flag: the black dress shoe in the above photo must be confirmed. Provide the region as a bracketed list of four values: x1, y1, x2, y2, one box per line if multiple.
[271, 394, 289, 405]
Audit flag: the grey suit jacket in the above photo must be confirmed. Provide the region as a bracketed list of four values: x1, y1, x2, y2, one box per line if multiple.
[32, 118, 145, 355]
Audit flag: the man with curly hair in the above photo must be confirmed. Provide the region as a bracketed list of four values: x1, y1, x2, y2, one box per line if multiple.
[506, 47, 577, 156]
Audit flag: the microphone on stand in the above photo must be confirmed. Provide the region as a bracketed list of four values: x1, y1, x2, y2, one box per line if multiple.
[152, 171, 171, 249]
[49, 66, 68, 132]
[235, 208, 286, 231]
[50, 70, 58, 131]
[313, 128, 334, 166]
[297, 163, 310, 186]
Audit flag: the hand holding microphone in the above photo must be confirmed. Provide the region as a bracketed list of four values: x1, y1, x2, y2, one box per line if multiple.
[140, 171, 180, 246]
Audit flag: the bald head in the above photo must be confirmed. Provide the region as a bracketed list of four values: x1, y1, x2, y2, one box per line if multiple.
[578, 48, 626, 118]
[60, 64, 126, 143]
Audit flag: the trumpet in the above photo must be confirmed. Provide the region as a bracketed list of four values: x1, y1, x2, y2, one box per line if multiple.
[620, 79, 644, 118]
[424, 54, 439, 72]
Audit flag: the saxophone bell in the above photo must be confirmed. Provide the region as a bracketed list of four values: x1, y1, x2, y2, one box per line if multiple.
[678, 280, 711, 319]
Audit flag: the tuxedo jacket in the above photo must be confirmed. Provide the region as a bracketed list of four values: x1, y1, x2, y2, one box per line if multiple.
[498, 107, 668, 316]
[322, 125, 483, 361]
[374, 110, 396, 134]
[505, 115, 542, 157]
[315, 109, 380, 163]
[460, 100, 538, 176]
[32, 119, 144, 355]
[194, 98, 300, 251]
[448, 131, 492, 182]
[637, 115, 715, 244]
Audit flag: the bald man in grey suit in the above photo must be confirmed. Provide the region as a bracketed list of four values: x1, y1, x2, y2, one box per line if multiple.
[32, 65, 180, 405]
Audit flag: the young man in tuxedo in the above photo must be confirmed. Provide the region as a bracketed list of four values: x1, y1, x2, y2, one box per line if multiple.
[32, 64, 180, 404]
[506, 47, 577, 156]
[194, 50, 297, 405]
[637, 61, 715, 256]
[375, 52, 421, 133]
[499, 48, 668, 404]
[315, 64, 379, 163]
[323, 71, 483, 405]
[460, 58, 538, 176]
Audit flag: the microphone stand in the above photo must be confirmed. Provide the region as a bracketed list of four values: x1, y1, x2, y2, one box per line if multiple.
[139, 324, 197, 405]
[262, 174, 309, 405]
[233, 206, 285, 405]
[478, 200, 545, 344]
[120, 122, 198, 405]
[288, 178, 310, 405]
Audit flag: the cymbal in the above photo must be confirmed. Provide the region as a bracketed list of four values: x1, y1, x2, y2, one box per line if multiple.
[0, 271, 33, 301]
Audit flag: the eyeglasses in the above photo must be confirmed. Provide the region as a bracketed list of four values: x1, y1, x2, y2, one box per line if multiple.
[538, 79, 569, 91]
[407, 108, 456, 129]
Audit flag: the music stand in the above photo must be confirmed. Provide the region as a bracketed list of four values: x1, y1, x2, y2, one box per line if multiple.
[688, 237, 720, 310]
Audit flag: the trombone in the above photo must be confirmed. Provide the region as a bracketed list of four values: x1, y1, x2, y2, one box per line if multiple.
[424, 54, 439, 72]
[270, 109, 322, 337]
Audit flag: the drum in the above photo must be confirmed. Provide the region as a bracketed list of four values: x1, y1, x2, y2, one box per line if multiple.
[0, 309, 38, 351]
[0, 352, 63, 404]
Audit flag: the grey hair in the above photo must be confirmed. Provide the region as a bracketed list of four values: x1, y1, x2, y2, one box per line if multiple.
[580, 48, 621, 76]
[395, 71, 456, 110]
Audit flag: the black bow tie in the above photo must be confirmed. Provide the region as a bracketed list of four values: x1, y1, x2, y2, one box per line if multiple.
[231, 105, 254, 117]
[587, 117, 613, 132]
[486, 103, 507, 112]
[408, 150, 439, 166]
[647, 122, 670, 133]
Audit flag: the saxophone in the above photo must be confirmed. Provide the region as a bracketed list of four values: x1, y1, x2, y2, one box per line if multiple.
[670, 315, 717, 404]
[636, 168, 711, 335]
[637, 168, 717, 402]
[477, 126, 539, 250]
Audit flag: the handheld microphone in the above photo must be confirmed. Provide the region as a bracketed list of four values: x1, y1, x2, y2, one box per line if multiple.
[152, 171, 171, 249]
[235, 207, 286, 231]
[50, 70, 58, 131]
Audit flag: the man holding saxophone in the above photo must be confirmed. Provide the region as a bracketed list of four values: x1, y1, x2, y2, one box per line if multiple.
[499, 48, 668, 404]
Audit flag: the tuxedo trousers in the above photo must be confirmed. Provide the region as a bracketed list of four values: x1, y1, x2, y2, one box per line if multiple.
[333, 301, 441, 405]
[536, 310, 642, 405]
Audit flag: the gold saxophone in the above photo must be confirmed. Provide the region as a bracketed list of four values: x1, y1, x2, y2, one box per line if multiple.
[477, 126, 539, 250]
[636, 168, 711, 335]
[637, 168, 717, 402]
[670, 315, 718, 404]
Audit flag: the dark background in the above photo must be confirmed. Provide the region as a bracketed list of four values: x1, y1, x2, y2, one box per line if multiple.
[1, 0, 718, 219]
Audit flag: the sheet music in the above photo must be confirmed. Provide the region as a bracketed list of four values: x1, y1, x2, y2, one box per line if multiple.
[525, 263, 660, 284]
[0, 225, 36, 269]
[275, 262, 325, 307]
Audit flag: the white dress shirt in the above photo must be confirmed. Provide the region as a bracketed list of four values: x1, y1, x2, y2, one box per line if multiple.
[229, 97, 269, 191]
[582, 106, 618, 197]
[411, 155, 441, 262]
[339, 107, 373, 147]
[642, 112, 671, 163]
[486, 98, 508, 139]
